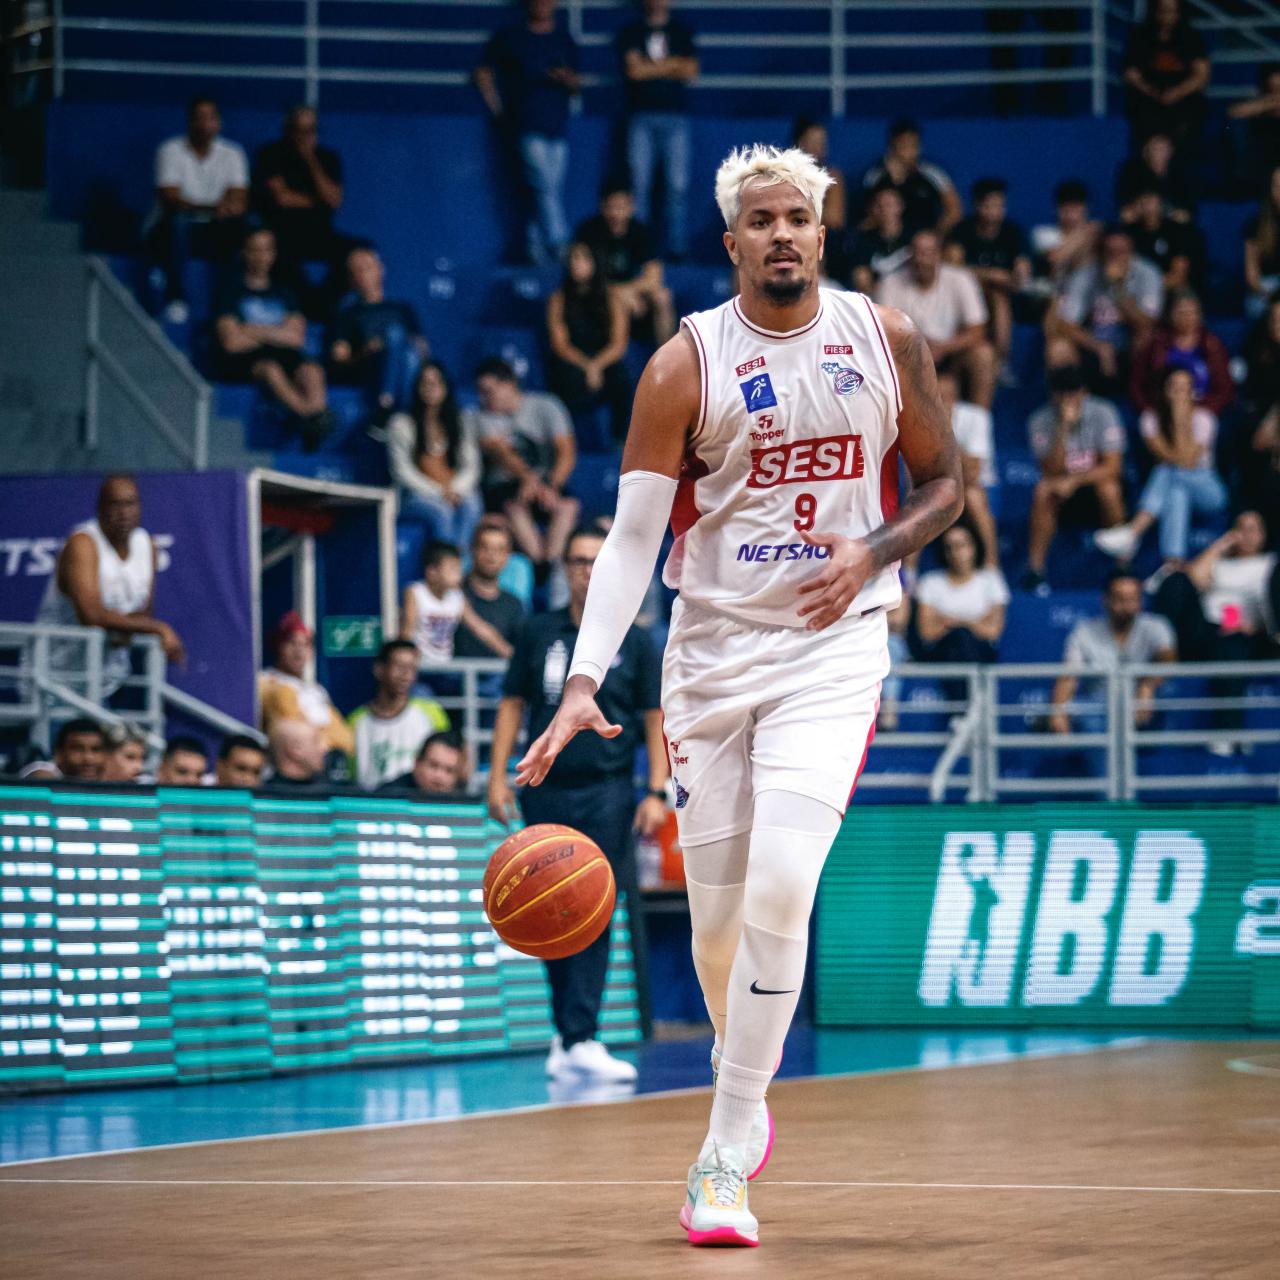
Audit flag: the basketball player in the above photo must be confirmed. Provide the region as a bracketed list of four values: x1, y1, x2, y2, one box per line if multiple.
[516, 145, 962, 1247]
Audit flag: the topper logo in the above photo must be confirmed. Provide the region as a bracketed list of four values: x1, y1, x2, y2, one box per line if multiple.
[747, 434, 864, 489]
[757, 415, 773, 429]
[736, 356, 766, 377]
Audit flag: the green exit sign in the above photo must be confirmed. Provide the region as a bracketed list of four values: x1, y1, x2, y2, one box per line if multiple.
[322, 616, 383, 657]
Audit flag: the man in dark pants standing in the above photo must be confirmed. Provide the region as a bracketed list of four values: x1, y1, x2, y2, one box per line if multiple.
[488, 526, 668, 1082]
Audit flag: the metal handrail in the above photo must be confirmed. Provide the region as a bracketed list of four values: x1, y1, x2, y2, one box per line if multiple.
[56, 0, 1120, 116]
[84, 257, 212, 471]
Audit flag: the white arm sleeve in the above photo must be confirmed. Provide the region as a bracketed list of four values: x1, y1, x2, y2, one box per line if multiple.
[567, 469, 678, 688]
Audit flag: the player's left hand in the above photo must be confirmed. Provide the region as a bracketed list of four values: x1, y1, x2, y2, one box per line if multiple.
[795, 531, 876, 631]
[632, 793, 667, 836]
[515, 675, 622, 787]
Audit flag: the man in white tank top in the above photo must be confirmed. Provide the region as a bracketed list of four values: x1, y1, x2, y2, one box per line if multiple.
[511, 145, 963, 1246]
[36, 475, 185, 696]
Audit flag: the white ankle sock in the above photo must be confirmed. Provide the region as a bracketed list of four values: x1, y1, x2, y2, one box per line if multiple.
[701, 1057, 773, 1160]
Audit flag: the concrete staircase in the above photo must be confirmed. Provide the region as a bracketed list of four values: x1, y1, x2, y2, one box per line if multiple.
[0, 187, 269, 475]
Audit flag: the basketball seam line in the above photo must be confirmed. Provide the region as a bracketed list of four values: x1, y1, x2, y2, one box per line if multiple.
[504, 879, 615, 950]
[485, 830, 577, 898]
[487, 856, 609, 926]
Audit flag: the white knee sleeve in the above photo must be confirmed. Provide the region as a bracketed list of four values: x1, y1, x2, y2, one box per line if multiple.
[684, 833, 750, 1048]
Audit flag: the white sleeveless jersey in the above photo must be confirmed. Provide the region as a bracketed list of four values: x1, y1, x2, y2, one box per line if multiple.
[665, 291, 903, 628]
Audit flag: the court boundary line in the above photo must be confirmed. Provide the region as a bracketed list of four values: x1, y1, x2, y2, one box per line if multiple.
[0, 1036, 1151, 1169]
[2, 1176, 1278, 1197]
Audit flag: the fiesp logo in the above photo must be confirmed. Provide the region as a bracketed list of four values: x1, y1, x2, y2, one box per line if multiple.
[916, 828, 1280, 1010]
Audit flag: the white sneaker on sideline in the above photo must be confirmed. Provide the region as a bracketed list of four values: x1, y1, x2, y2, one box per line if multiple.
[545, 1034, 566, 1077]
[1094, 524, 1139, 560]
[559, 1039, 638, 1082]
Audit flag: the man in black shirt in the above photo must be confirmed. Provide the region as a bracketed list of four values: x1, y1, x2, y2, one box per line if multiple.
[1126, 184, 1202, 291]
[453, 519, 526, 660]
[489, 526, 666, 1081]
[947, 178, 1031, 370]
[849, 185, 910, 295]
[859, 118, 962, 237]
[214, 228, 333, 449]
[575, 184, 675, 342]
[328, 246, 429, 427]
[618, 0, 699, 259]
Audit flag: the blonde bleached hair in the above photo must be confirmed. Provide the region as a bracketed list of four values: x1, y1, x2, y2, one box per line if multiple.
[714, 144, 835, 231]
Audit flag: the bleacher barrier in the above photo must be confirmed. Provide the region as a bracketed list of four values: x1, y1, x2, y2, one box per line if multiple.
[0, 784, 644, 1093]
[817, 803, 1280, 1027]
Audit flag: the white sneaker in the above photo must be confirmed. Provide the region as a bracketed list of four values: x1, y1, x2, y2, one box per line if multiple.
[710, 1047, 776, 1180]
[545, 1034, 567, 1077]
[559, 1039, 638, 1082]
[1094, 524, 1139, 560]
[680, 1143, 759, 1247]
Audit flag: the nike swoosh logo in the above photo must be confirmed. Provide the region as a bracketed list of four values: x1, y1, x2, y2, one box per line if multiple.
[749, 980, 796, 996]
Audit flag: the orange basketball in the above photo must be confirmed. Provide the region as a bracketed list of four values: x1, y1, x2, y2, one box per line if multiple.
[483, 823, 615, 960]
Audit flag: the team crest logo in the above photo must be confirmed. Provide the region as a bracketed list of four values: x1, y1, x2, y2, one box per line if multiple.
[739, 372, 778, 411]
[674, 779, 690, 809]
[820, 361, 864, 397]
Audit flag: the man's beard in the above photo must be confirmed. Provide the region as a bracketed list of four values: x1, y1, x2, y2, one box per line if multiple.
[761, 272, 812, 305]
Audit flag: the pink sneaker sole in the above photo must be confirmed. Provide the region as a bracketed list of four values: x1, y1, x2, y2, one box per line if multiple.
[688, 1227, 759, 1247]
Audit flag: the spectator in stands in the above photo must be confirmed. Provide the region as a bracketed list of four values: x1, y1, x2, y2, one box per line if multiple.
[156, 736, 207, 786]
[1151, 510, 1280, 752]
[1122, 0, 1209, 150]
[1244, 166, 1280, 319]
[146, 95, 248, 325]
[1124, 184, 1202, 292]
[946, 177, 1030, 379]
[1024, 363, 1127, 593]
[18, 718, 106, 782]
[935, 368, 997, 567]
[848, 185, 910, 296]
[617, 0, 698, 260]
[347, 639, 451, 790]
[388, 362, 483, 582]
[252, 105, 347, 300]
[793, 116, 847, 270]
[1130, 289, 1233, 415]
[1228, 63, 1280, 194]
[215, 228, 334, 450]
[1116, 132, 1196, 222]
[37, 474, 185, 695]
[1096, 366, 1227, 567]
[259, 610, 354, 756]
[546, 242, 632, 443]
[1244, 401, 1280, 520]
[328, 247, 428, 431]
[488, 525, 664, 1082]
[1050, 569, 1176, 736]
[454, 520, 526, 660]
[1242, 292, 1280, 416]
[859, 119, 961, 237]
[265, 719, 327, 789]
[1050, 224, 1162, 398]
[912, 519, 1007, 704]
[214, 733, 267, 787]
[379, 730, 467, 795]
[878, 229, 995, 409]
[1030, 179, 1101, 290]
[575, 183, 675, 343]
[474, 0, 580, 266]
[401, 541, 466, 670]
[474, 357, 580, 573]
[101, 722, 147, 783]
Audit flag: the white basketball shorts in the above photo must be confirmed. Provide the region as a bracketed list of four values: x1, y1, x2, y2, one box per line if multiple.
[661, 596, 889, 847]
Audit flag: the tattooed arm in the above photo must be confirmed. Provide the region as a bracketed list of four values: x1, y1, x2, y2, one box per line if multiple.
[797, 305, 964, 630]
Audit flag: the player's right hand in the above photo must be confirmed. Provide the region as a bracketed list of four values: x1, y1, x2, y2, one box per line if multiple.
[514, 675, 621, 787]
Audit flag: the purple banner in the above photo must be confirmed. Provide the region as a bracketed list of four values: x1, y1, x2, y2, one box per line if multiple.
[0, 471, 254, 726]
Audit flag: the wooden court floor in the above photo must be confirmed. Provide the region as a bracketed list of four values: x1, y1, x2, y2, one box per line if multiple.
[2, 1040, 1278, 1279]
